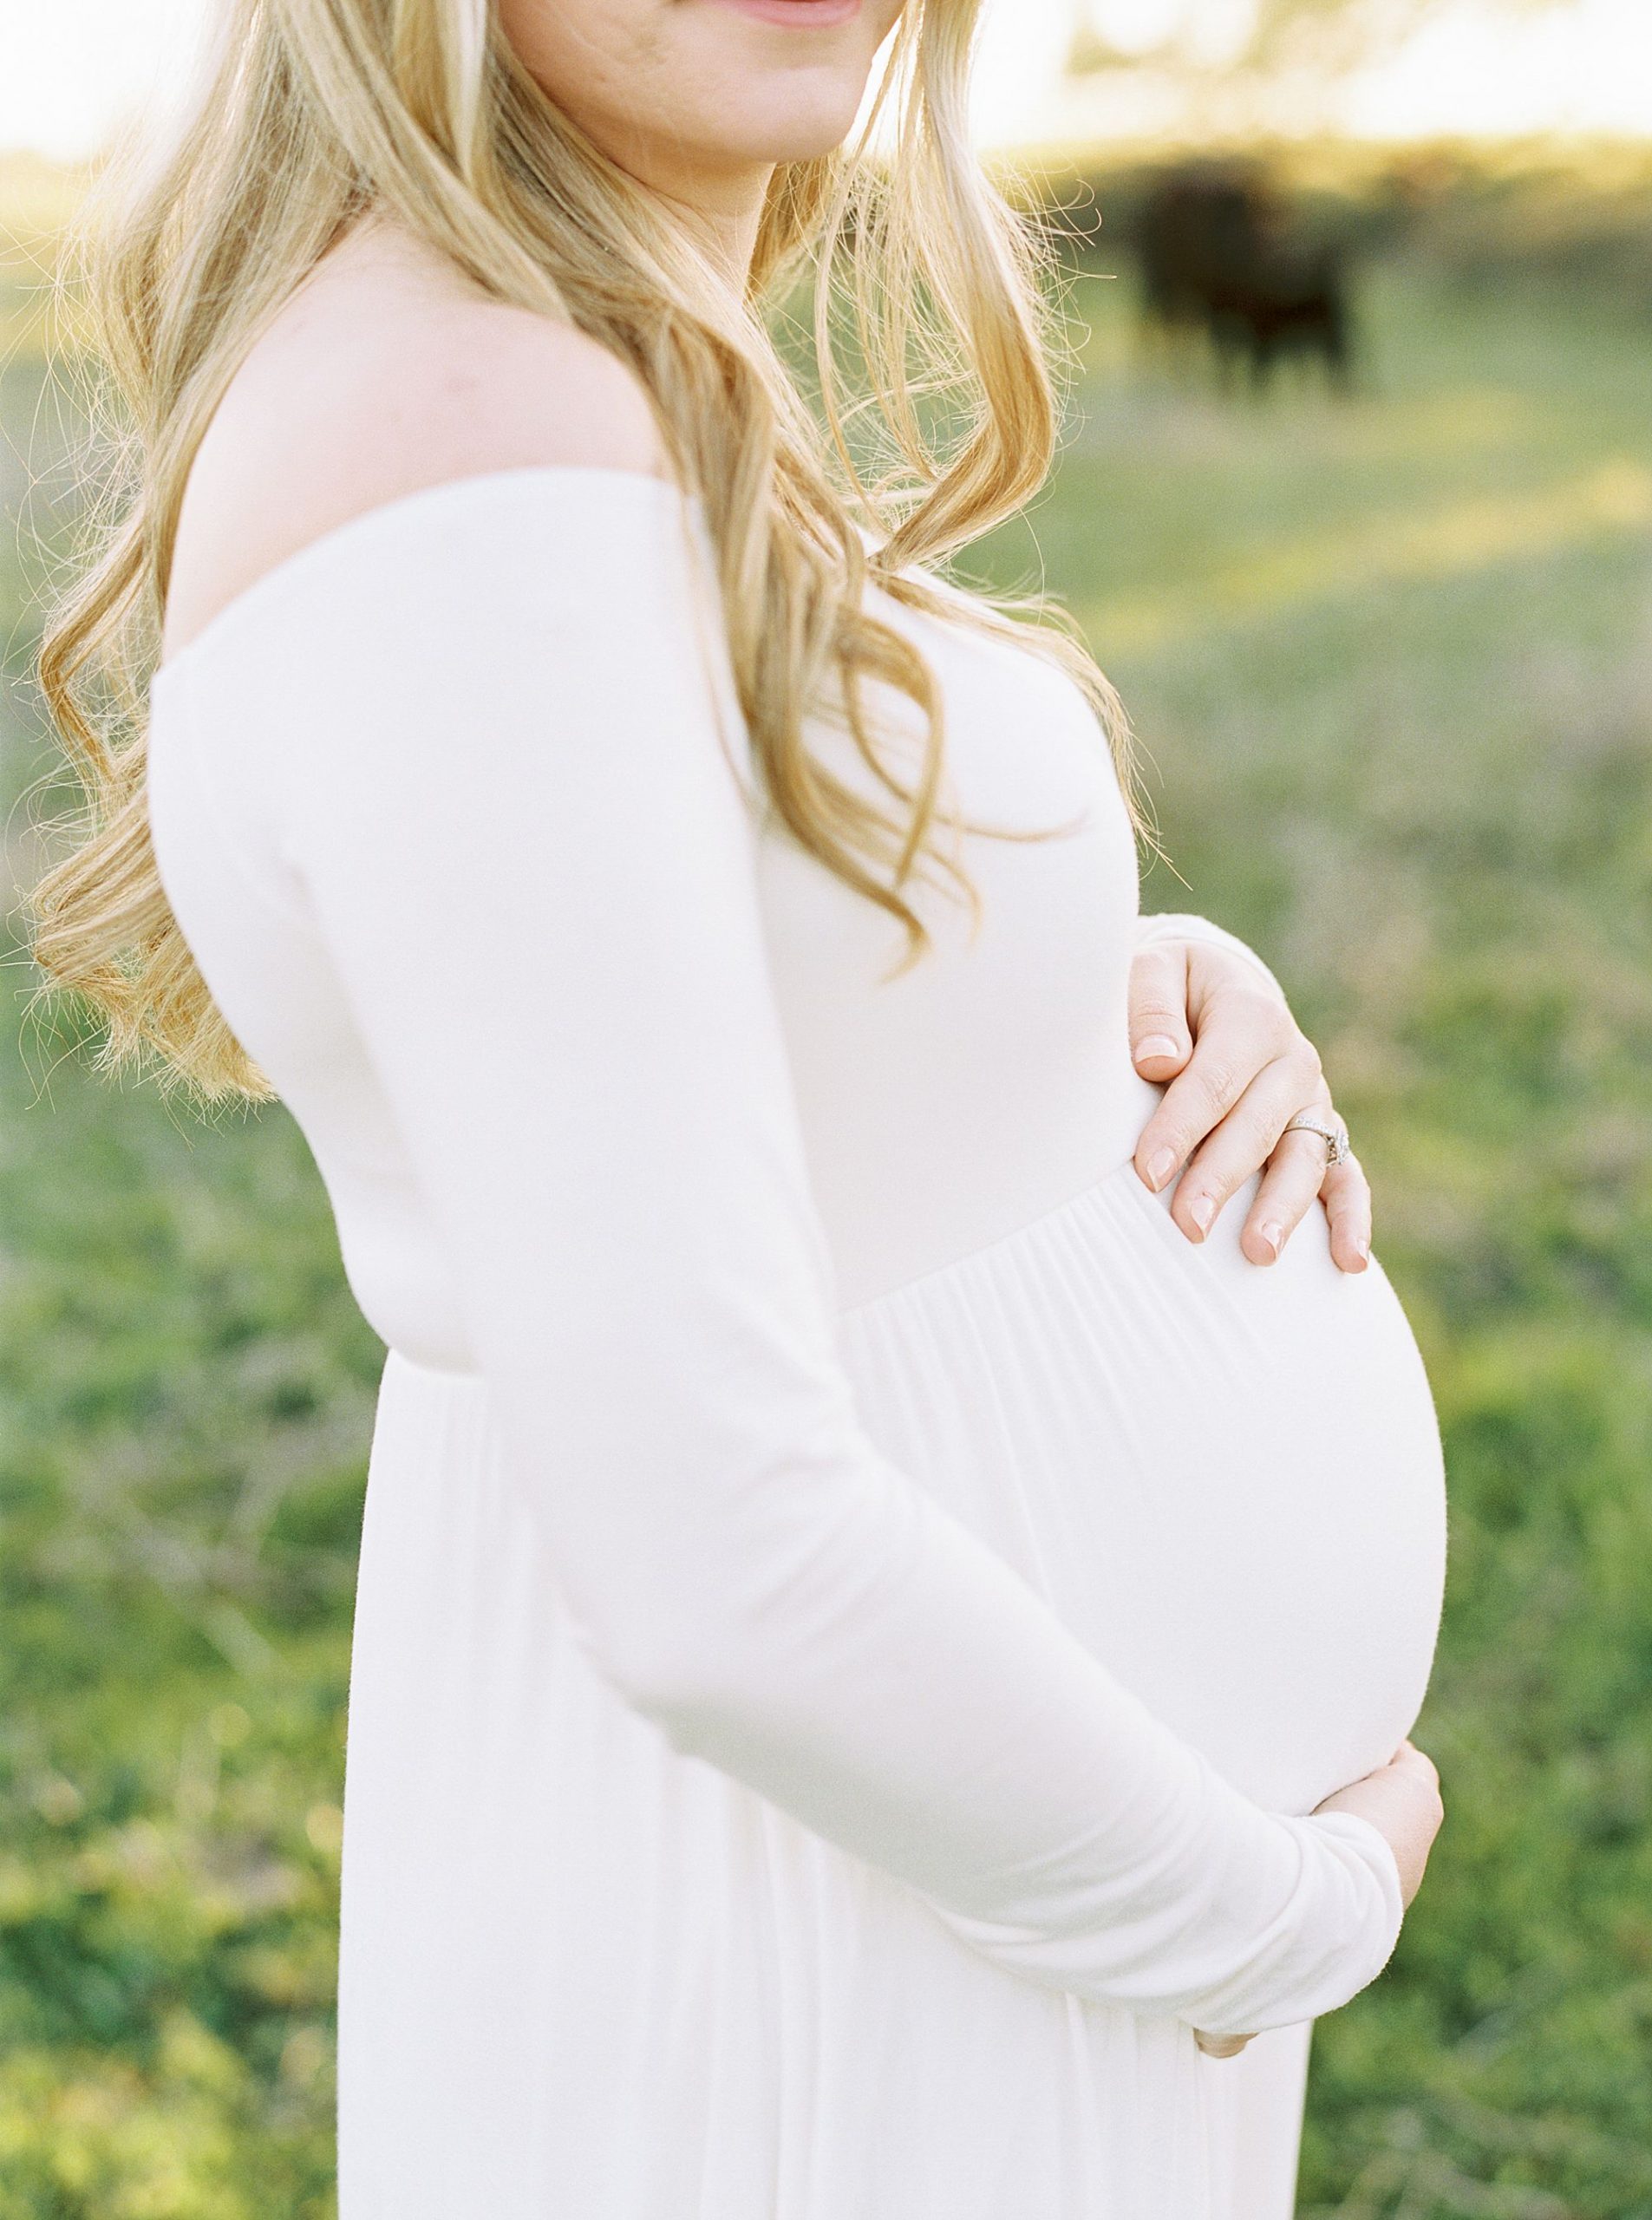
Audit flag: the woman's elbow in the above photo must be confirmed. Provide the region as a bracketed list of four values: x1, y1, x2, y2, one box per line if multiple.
[579, 1596, 767, 1750]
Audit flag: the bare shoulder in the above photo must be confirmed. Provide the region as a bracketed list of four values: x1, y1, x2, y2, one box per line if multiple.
[162, 217, 675, 660]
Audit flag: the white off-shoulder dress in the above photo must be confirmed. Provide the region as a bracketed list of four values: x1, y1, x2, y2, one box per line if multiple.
[146, 467, 1446, 2220]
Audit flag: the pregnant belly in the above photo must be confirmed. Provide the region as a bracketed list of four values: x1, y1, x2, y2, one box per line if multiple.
[834, 1153, 1447, 1818]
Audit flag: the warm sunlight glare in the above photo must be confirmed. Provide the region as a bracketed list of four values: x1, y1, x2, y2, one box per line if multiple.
[1, 0, 1649, 160]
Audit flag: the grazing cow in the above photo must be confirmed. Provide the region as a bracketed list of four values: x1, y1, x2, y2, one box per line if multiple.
[1133, 166, 1354, 394]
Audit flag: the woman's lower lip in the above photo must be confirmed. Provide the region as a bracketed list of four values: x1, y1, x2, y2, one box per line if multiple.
[702, 0, 863, 26]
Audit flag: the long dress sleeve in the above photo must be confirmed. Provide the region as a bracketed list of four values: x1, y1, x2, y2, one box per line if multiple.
[245, 467, 1401, 2037]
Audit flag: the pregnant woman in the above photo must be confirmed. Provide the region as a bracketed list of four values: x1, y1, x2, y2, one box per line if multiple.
[31, 1, 1447, 2214]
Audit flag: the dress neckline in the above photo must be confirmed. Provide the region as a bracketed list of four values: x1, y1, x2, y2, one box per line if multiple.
[152, 464, 707, 696]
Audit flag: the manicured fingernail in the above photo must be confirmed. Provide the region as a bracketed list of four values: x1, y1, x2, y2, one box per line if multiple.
[1146, 1147, 1177, 1191]
[1188, 1193, 1215, 1234]
[1134, 1035, 1179, 1065]
[1356, 1235, 1370, 1262]
[1257, 1220, 1282, 1259]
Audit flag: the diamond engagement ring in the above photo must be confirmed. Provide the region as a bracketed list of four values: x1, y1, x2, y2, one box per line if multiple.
[1283, 1111, 1350, 1166]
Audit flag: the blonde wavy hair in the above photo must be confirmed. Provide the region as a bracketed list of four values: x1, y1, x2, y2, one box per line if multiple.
[29, 0, 1141, 1102]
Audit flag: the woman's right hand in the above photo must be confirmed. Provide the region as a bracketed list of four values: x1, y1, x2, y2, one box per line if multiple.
[1193, 1742, 1442, 2060]
[1314, 1739, 1444, 1909]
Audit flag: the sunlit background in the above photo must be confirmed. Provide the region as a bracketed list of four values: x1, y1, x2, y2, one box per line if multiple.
[3, 0, 1652, 156]
[4, 4, 1652, 2218]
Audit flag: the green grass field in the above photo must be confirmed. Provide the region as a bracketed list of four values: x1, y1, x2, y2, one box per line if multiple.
[3, 220, 1651, 2217]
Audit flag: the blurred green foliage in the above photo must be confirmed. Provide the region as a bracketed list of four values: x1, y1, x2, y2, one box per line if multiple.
[4, 151, 1651, 2217]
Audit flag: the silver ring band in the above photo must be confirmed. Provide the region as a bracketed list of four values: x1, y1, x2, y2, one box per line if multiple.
[1283, 1112, 1350, 1166]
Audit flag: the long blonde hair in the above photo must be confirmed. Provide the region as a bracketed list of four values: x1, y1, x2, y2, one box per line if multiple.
[29, 0, 1140, 1102]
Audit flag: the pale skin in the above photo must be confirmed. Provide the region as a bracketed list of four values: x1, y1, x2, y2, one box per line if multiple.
[161, 0, 1444, 2049]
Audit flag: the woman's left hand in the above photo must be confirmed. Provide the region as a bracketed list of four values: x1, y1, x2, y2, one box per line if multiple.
[1126, 935, 1371, 1273]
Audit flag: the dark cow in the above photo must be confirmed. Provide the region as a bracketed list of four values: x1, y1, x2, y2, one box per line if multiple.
[1133, 166, 1354, 394]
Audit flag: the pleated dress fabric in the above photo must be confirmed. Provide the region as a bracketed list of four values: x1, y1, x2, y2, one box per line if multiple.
[146, 467, 1446, 2220]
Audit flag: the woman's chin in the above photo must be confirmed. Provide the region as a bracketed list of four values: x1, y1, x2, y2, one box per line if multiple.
[689, 93, 874, 168]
